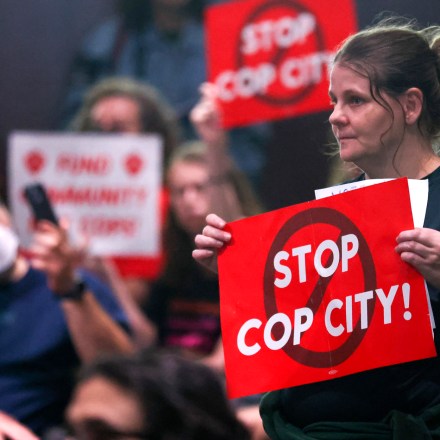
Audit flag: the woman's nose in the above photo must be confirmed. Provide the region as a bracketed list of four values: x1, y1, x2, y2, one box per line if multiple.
[329, 103, 346, 127]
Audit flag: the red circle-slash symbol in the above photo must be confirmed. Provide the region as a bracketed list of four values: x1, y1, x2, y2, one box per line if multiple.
[237, 0, 325, 106]
[264, 207, 377, 368]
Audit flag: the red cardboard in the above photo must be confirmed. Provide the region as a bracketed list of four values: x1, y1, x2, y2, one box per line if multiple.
[205, 0, 358, 127]
[218, 179, 436, 398]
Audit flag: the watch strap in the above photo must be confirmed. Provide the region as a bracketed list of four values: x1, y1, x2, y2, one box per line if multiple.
[56, 276, 87, 301]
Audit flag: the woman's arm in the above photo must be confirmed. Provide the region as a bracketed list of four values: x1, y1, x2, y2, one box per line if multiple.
[29, 220, 134, 362]
[190, 82, 244, 222]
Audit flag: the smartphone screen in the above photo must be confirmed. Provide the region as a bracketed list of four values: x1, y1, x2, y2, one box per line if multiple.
[23, 183, 59, 225]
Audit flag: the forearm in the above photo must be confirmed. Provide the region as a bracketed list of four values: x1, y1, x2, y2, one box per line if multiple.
[60, 291, 134, 363]
[205, 130, 234, 175]
[209, 180, 244, 222]
[96, 260, 158, 348]
[204, 134, 244, 221]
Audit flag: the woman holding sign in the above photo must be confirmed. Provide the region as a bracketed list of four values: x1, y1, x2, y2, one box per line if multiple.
[194, 18, 440, 438]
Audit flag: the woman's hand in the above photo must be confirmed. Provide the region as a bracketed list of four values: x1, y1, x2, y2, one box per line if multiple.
[396, 227, 440, 289]
[193, 213, 231, 274]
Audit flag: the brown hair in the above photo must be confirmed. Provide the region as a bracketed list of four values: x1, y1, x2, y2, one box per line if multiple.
[333, 17, 440, 144]
[70, 76, 180, 167]
[76, 349, 250, 439]
[162, 141, 263, 287]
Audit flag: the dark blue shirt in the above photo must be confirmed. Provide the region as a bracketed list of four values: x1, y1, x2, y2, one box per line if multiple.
[0, 266, 129, 434]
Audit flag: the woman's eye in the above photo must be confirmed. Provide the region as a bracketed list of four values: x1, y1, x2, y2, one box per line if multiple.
[350, 96, 364, 105]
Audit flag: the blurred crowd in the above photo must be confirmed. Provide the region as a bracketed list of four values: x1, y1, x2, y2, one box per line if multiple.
[4, 0, 440, 438]
[0, 0, 271, 438]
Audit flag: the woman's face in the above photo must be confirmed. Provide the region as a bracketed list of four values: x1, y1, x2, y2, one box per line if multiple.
[66, 375, 146, 440]
[90, 96, 142, 133]
[167, 160, 211, 236]
[329, 63, 405, 171]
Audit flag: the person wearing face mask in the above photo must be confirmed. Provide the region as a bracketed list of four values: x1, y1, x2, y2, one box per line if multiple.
[0, 221, 21, 282]
[0, 204, 133, 437]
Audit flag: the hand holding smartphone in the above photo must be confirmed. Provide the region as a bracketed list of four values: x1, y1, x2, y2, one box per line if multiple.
[23, 183, 59, 225]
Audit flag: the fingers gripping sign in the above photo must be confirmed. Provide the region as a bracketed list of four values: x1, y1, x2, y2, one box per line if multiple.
[217, 179, 435, 398]
[396, 227, 440, 290]
[193, 213, 231, 274]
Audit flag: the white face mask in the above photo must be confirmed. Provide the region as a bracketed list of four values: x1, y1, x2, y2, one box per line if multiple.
[0, 224, 19, 273]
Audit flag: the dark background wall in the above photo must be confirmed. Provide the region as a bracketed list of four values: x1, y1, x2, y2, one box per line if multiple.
[0, 0, 439, 208]
[0, 0, 117, 201]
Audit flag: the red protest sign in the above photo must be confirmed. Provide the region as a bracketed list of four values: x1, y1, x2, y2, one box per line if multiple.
[205, 0, 357, 128]
[218, 179, 436, 398]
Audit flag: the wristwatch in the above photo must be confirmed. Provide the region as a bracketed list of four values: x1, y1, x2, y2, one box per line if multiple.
[56, 275, 87, 301]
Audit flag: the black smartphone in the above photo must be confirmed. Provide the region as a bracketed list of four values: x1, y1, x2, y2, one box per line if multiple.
[23, 182, 59, 225]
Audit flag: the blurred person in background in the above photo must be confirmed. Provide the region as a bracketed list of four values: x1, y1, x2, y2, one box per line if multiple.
[143, 82, 262, 362]
[70, 76, 180, 167]
[142, 83, 269, 439]
[61, 0, 271, 195]
[69, 77, 180, 319]
[0, 203, 132, 437]
[66, 349, 251, 440]
[62, 0, 205, 138]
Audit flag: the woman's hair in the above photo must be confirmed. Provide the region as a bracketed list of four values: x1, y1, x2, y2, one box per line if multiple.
[162, 141, 263, 286]
[69, 77, 180, 167]
[333, 17, 440, 144]
[77, 349, 251, 440]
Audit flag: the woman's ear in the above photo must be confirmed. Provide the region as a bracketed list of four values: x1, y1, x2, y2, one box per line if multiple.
[400, 87, 423, 125]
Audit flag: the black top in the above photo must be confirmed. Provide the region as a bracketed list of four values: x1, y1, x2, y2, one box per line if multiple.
[279, 167, 440, 427]
[144, 270, 221, 356]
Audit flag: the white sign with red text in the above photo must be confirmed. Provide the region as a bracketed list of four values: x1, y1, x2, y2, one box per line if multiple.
[8, 132, 163, 256]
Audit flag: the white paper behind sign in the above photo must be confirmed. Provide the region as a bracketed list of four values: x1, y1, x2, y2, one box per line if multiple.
[315, 179, 429, 228]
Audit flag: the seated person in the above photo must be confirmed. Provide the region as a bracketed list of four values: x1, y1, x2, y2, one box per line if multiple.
[0, 204, 132, 436]
[66, 349, 251, 440]
[144, 82, 263, 360]
[69, 76, 180, 306]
